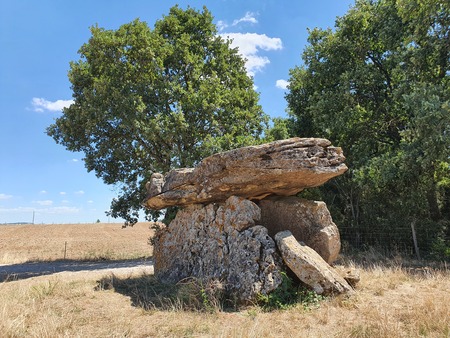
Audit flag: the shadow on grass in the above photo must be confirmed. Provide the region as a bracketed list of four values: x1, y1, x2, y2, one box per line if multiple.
[94, 272, 327, 313]
[95, 273, 234, 312]
[0, 257, 153, 282]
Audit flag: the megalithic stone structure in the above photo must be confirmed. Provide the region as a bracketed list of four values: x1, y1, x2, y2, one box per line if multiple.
[143, 138, 354, 303]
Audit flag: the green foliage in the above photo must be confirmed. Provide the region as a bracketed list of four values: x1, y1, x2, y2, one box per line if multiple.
[286, 0, 450, 254]
[296, 288, 326, 311]
[161, 206, 179, 225]
[264, 117, 293, 142]
[47, 6, 268, 225]
[257, 272, 325, 311]
[430, 228, 450, 261]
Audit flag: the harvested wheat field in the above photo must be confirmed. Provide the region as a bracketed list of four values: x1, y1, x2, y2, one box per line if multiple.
[0, 222, 153, 264]
[0, 223, 449, 337]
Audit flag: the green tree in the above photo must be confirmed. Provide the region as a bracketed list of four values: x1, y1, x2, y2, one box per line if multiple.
[47, 6, 268, 225]
[286, 0, 449, 254]
[264, 117, 293, 142]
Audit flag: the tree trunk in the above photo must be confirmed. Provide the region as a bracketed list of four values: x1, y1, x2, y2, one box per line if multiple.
[427, 184, 441, 222]
[443, 187, 450, 240]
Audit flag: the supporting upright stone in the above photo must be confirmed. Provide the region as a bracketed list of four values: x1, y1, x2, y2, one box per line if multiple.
[153, 196, 283, 303]
[258, 196, 341, 264]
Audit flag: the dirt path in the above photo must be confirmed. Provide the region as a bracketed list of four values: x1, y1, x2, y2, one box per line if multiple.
[0, 258, 154, 282]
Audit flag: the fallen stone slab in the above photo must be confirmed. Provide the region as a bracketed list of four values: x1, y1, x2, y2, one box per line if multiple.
[275, 230, 353, 295]
[143, 138, 347, 210]
[335, 266, 361, 288]
[258, 196, 341, 264]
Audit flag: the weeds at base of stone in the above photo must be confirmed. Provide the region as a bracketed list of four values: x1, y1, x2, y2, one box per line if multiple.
[257, 271, 326, 311]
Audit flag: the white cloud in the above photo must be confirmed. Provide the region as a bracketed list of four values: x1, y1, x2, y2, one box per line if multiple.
[87, 200, 94, 204]
[60, 192, 67, 195]
[0, 206, 80, 215]
[33, 200, 53, 206]
[31, 97, 74, 112]
[69, 159, 79, 163]
[217, 20, 228, 32]
[46, 206, 80, 214]
[276, 79, 290, 90]
[39, 190, 47, 195]
[220, 32, 283, 76]
[217, 12, 257, 32]
[0, 193, 13, 200]
[224, 33, 282, 55]
[74, 190, 85, 195]
[245, 55, 271, 76]
[0, 206, 34, 213]
[232, 12, 258, 26]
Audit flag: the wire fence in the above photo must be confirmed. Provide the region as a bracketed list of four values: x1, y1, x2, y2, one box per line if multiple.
[338, 225, 448, 256]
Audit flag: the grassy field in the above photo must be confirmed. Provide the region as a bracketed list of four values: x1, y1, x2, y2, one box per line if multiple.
[0, 223, 449, 337]
[0, 222, 153, 264]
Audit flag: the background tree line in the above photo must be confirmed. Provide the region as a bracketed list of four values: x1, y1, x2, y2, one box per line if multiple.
[48, 1, 449, 258]
[285, 0, 449, 258]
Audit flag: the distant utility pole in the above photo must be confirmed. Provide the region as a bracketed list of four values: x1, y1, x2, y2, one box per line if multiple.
[32, 211, 35, 224]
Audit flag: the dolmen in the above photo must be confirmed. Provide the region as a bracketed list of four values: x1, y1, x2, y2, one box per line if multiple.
[143, 138, 355, 303]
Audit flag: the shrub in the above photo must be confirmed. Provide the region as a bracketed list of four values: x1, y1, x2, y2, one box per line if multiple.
[257, 271, 325, 311]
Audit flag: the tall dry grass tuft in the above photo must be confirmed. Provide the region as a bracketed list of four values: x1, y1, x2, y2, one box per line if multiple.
[327, 258, 450, 338]
[95, 273, 227, 313]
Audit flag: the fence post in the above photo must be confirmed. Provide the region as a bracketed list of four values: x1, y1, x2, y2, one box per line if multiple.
[411, 220, 421, 260]
[64, 241, 67, 260]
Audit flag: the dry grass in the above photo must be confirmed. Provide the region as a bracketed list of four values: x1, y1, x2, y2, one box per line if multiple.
[0, 223, 449, 337]
[0, 260, 448, 337]
[0, 222, 153, 264]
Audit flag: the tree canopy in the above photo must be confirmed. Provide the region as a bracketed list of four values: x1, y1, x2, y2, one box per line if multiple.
[286, 0, 449, 256]
[47, 6, 268, 225]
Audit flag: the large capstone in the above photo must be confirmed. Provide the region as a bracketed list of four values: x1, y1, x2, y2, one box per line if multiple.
[143, 138, 347, 210]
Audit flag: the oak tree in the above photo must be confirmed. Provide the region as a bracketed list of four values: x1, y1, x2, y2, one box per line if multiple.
[48, 6, 268, 224]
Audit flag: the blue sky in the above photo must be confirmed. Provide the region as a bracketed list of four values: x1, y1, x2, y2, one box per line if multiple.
[0, 0, 354, 224]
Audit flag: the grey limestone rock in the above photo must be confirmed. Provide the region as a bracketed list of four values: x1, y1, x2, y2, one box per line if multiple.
[153, 196, 283, 303]
[143, 138, 347, 210]
[258, 196, 341, 264]
[275, 230, 353, 295]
